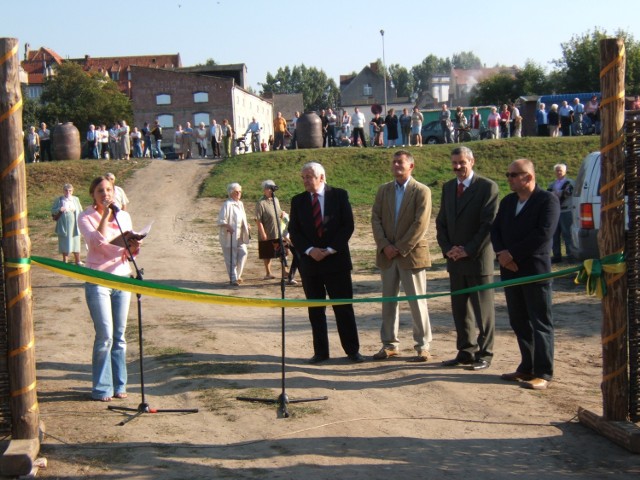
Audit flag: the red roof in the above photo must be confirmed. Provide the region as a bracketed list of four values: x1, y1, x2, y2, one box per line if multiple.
[21, 47, 64, 83]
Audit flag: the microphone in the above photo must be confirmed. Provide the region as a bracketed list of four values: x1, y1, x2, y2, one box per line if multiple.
[109, 203, 120, 213]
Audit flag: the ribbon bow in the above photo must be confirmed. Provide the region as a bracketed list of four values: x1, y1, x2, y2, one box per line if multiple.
[574, 253, 626, 298]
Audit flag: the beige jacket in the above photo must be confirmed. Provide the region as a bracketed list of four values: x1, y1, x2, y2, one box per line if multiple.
[372, 177, 432, 270]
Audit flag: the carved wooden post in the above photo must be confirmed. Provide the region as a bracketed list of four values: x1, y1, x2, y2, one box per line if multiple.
[597, 38, 628, 421]
[0, 37, 41, 476]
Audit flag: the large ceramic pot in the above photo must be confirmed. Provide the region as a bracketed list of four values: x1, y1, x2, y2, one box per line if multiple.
[295, 112, 323, 149]
[52, 122, 81, 160]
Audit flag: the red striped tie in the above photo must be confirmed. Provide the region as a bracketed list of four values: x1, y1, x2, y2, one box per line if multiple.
[312, 193, 323, 237]
[457, 182, 464, 198]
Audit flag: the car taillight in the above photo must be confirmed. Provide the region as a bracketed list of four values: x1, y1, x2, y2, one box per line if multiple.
[580, 203, 595, 229]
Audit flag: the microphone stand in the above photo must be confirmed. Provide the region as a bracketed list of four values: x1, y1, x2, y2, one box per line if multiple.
[236, 186, 327, 418]
[106, 205, 198, 425]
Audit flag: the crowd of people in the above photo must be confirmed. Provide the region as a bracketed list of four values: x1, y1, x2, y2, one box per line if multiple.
[26, 95, 606, 165]
[48, 137, 578, 400]
[216, 147, 573, 392]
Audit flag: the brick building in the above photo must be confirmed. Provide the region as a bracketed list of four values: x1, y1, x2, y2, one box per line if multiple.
[130, 66, 273, 149]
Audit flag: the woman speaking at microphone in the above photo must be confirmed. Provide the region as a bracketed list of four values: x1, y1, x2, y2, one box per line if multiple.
[78, 176, 142, 402]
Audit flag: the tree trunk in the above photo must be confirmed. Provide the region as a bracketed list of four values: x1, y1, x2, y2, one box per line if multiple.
[598, 38, 629, 421]
[0, 37, 39, 439]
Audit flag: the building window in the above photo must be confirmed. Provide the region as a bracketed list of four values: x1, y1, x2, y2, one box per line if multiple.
[363, 84, 372, 96]
[156, 94, 171, 105]
[194, 92, 208, 103]
[157, 114, 174, 129]
[194, 112, 210, 126]
[111, 71, 120, 81]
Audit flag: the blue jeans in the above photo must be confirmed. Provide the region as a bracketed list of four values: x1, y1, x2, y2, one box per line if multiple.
[155, 139, 164, 158]
[552, 211, 575, 258]
[85, 283, 131, 399]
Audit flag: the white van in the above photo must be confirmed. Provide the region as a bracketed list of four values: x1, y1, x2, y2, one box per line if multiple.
[571, 152, 601, 260]
[571, 151, 628, 260]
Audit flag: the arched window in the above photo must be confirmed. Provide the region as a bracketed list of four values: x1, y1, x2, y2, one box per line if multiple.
[157, 114, 174, 128]
[194, 92, 209, 103]
[194, 112, 210, 126]
[156, 93, 171, 105]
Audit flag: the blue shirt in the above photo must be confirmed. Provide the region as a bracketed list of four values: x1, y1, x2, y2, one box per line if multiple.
[536, 109, 548, 125]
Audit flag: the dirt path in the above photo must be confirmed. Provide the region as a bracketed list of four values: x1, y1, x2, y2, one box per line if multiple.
[31, 159, 639, 478]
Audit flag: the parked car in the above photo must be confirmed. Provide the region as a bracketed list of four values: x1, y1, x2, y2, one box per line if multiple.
[571, 151, 628, 260]
[421, 121, 448, 144]
[420, 120, 492, 144]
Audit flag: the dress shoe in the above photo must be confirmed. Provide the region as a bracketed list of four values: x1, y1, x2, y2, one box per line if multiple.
[500, 371, 534, 382]
[347, 352, 365, 363]
[441, 358, 473, 367]
[406, 351, 431, 363]
[308, 354, 329, 364]
[521, 378, 550, 390]
[551, 256, 562, 264]
[466, 360, 491, 371]
[372, 348, 398, 360]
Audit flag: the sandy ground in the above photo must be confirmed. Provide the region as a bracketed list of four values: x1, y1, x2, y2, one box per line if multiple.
[28, 158, 640, 479]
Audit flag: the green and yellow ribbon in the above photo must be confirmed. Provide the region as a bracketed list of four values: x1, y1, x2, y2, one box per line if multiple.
[574, 253, 626, 298]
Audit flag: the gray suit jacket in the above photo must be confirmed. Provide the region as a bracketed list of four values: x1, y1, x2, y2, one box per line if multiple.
[435, 174, 499, 276]
[372, 177, 432, 270]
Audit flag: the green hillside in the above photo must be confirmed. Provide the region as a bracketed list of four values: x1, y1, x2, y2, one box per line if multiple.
[201, 136, 600, 208]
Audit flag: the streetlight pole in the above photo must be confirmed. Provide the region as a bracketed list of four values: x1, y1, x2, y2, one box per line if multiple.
[380, 29, 387, 115]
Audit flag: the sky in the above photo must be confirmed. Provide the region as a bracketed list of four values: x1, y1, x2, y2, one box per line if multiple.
[5, 0, 639, 93]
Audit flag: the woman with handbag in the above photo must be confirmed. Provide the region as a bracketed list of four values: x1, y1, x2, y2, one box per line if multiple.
[51, 183, 83, 265]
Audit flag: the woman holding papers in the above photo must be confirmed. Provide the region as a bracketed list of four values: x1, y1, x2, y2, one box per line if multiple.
[78, 176, 142, 402]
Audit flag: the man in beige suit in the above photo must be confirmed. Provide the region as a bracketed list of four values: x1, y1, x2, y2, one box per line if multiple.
[371, 150, 433, 362]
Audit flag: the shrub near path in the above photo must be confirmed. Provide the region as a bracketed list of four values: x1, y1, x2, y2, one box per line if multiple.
[31, 157, 638, 479]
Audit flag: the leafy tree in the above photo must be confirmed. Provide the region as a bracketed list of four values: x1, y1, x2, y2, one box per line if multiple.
[193, 58, 217, 67]
[40, 62, 132, 130]
[451, 51, 483, 70]
[550, 28, 640, 94]
[21, 86, 42, 130]
[514, 60, 552, 95]
[262, 64, 340, 111]
[411, 55, 451, 96]
[388, 64, 414, 97]
[469, 71, 518, 106]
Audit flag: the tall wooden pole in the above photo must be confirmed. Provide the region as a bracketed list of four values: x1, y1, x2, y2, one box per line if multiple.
[598, 38, 628, 420]
[0, 38, 39, 439]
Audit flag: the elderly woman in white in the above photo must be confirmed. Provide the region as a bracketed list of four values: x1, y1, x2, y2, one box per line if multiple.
[217, 182, 250, 286]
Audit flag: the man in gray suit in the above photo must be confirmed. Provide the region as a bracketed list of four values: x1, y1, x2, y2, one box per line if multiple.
[436, 146, 499, 370]
[371, 150, 433, 362]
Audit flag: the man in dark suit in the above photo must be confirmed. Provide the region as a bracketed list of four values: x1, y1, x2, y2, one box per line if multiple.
[288, 162, 364, 364]
[491, 159, 560, 390]
[436, 146, 499, 371]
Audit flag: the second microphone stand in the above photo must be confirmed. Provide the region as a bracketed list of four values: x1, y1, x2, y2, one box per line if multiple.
[236, 186, 327, 418]
[106, 205, 199, 425]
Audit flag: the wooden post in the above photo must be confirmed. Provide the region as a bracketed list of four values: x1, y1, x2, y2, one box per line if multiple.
[0, 35, 40, 451]
[597, 38, 629, 421]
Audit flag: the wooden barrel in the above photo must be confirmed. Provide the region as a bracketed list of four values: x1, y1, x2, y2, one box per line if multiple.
[295, 112, 323, 149]
[52, 122, 81, 160]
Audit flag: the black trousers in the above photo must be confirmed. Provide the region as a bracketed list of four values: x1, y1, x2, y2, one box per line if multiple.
[504, 281, 554, 380]
[352, 127, 366, 147]
[301, 269, 360, 357]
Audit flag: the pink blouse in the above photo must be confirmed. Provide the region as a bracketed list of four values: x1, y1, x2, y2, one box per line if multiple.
[78, 206, 133, 276]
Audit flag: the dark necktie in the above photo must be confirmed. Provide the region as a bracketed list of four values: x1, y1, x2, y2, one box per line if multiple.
[312, 193, 323, 237]
[457, 182, 464, 198]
